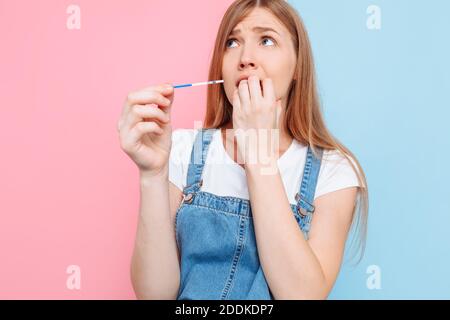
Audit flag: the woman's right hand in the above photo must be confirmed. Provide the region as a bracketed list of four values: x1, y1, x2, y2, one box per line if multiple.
[118, 83, 174, 177]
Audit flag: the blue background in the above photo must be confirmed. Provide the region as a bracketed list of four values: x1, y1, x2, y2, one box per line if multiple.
[288, 0, 450, 299]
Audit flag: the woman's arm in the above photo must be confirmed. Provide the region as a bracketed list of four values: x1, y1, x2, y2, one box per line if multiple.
[130, 168, 183, 300]
[245, 162, 357, 300]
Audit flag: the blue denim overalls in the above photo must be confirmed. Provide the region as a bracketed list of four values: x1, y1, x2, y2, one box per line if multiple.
[175, 128, 324, 300]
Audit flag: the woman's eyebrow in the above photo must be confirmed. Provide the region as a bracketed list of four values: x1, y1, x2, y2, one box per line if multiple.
[230, 26, 280, 36]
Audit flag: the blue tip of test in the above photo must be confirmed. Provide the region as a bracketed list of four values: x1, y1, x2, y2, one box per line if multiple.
[173, 84, 193, 89]
[172, 80, 224, 89]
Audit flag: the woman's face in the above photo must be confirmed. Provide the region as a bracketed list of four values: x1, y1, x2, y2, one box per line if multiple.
[222, 8, 297, 109]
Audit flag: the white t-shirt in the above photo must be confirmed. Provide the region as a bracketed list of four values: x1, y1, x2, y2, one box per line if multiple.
[169, 128, 360, 205]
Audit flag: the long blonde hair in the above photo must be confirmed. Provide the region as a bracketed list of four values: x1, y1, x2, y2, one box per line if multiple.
[202, 0, 369, 264]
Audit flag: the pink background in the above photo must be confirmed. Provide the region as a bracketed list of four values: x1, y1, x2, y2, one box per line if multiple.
[0, 0, 234, 299]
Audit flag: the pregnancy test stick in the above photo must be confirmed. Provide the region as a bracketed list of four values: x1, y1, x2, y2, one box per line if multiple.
[172, 80, 224, 89]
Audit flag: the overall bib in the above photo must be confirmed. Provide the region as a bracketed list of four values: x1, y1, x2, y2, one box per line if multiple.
[175, 128, 323, 300]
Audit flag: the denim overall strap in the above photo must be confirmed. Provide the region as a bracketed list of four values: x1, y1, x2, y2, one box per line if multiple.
[183, 128, 215, 195]
[295, 145, 324, 240]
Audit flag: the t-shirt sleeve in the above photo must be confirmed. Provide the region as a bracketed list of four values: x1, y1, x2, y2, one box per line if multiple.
[168, 129, 196, 192]
[314, 149, 361, 200]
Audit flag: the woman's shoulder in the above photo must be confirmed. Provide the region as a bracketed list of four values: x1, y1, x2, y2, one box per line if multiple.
[171, 128, 199, 142]
[171, 128, 218, 146]
[321, 148, 359, 171]
[170, 128, 196, 151]
[317, 148, 361, 189]
[308, 147, 362, 199]
[170, 128, 205, 162]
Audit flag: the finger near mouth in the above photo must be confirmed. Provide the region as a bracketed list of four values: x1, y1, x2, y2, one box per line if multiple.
[235, 80, 264, 89]
[234, 82, 265, 96]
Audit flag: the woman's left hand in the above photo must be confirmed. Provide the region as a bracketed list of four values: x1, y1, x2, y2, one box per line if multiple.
[232, 75, 282, 167]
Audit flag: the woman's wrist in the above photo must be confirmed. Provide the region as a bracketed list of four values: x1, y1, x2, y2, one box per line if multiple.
[139, 166, 169, 184]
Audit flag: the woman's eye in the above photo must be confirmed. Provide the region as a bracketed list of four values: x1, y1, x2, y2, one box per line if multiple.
[261, 37, 275, 46]
[226, 38, 238, 48]
[226, 36, 276, 48]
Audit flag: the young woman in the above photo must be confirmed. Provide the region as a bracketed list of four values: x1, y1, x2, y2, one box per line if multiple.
[118, 0, 369, 300]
